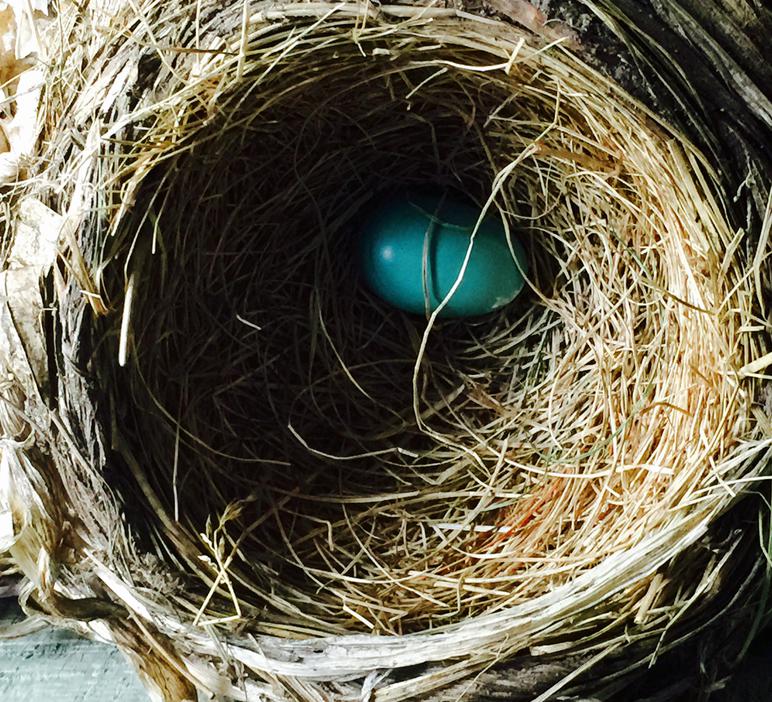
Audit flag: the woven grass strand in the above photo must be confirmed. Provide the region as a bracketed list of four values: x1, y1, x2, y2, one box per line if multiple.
[1, 1, 770, 700]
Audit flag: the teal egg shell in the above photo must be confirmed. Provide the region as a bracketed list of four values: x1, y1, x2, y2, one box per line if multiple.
[358, 190, 528, 318]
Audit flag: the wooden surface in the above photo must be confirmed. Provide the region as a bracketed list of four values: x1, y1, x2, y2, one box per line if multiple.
[0, 598, 148, 702]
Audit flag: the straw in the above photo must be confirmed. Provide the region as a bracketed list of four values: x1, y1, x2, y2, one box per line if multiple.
[1, 2, 769, 700]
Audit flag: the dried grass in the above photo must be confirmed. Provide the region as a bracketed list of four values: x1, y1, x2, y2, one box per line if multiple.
[1, 1, 770, 700]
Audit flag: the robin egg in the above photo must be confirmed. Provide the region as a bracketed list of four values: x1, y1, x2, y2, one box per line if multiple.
[358, 189, 528, 318]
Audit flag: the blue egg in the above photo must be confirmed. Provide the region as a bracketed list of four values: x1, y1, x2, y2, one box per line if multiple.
[358, 190, 528, 318]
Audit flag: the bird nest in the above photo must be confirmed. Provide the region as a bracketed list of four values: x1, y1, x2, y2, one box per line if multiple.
[1, 1, 770, 700]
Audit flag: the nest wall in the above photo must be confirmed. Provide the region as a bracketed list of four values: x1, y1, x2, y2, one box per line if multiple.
[1, 1, 770, 700]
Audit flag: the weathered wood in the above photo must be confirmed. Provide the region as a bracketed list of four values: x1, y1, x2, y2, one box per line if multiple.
[0, 599, 148, 702]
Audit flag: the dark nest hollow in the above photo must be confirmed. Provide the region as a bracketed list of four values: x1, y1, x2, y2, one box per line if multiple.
[1, 1, 771, 701]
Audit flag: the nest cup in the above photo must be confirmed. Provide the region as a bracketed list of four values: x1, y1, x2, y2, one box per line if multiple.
[3, 2, 771, 699]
